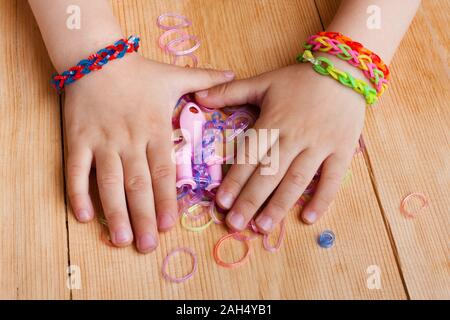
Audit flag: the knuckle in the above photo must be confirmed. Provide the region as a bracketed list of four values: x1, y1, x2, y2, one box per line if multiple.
[125, 175, 150, 193]
[105, 209, 127, 221]
[67, 163, 86, 178]
[239, 197, 259, 213]
[267, 199, 288, 216]
[223, 174, 242, 193]
[98, 173, 122, 188]
[151, 165, 173, 183]
[288, 170, 309, 189]
[314, 194, 333, 210]
[322, 172, 342, 186]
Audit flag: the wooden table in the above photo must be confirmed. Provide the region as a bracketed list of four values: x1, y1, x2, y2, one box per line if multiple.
[0, 0, 448, 300]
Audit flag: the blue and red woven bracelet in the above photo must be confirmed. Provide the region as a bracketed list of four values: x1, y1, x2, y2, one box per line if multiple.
[51, 35, 140, 92]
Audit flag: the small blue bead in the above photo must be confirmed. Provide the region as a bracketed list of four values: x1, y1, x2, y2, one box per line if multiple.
[318, 230, 335, 248]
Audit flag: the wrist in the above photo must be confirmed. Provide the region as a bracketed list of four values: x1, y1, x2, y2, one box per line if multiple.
[52, 31, 124, 73]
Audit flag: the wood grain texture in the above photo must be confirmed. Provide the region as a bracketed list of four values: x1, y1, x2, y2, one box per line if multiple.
[0, 0, 69, 299]
[66, 0, 405, 299]
[315, 0, 450, 299]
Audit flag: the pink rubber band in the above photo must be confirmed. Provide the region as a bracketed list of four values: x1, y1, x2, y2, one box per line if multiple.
[162, 247, 198, 283]
[158, 29, 189, 51]
[156, 13, 192, 30]
[166, 35, 201, 56]
[400, 192, 428, 218]
[263, 220, 286, 253]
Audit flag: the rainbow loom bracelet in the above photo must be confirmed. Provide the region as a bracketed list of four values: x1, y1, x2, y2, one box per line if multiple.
[297, 49, 378, 105]
[304, 32, 389, 95]
[51, 36, 140, 91]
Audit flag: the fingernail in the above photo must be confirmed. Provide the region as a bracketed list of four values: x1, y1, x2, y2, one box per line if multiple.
[228, 212, 245, 230]
[196, 90, 208, 98]
[138, 233, 157, 252]
[218, 191, 234, 209]
[303, 211, 317, 224]
[224, 70, 235, 78]
[77, 210, 91, 222]
[157, 214, 175, 231]
[113, 228, 131, 245]
[256, 215, 273, 232]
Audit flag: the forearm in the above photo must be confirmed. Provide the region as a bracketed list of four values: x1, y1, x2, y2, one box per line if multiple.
[327, 0, 421, 64]
[29, 0, 123, 72]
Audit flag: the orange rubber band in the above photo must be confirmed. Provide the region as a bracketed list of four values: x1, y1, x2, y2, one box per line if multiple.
[213, 233, 252, 268]
[400, 192, 428, 218]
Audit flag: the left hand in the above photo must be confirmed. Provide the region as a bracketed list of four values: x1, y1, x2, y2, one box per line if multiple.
[195, 63, 365, 233]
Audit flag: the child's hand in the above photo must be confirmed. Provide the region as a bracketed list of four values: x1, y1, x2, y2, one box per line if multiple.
[65, 54, 234, 252]
[195, 64, 365, 233]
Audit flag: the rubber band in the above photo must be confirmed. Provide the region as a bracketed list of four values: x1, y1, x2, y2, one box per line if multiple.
[263, 219, 286, 252]
[158, 29, 189, 51]
[161, 247, 198, 283]
[166, 35, 201, 56]
[100, 229, 115, 247]
[209, 204, 226, 225]
[172, 53, 198, 68]
[184, 201, 210, 221]
[213, 233, 252, 268]
[181, 210, 214, 232]
[400, 192, 428, 218]
[156, 13, 192, 30]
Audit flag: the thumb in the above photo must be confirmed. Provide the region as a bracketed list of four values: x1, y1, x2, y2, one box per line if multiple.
[195, 76, 268, 108]
[180, 68, 236, 94]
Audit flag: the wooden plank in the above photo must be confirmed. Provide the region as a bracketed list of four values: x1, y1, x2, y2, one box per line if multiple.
[315, 0, 450, 299]
[0, 0, 69, 299]
[67, 0, 406, 299]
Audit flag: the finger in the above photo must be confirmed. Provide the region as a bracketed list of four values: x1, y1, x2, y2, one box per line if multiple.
[215, 122, 277, 210]
[95, 149, 133, 247]
[301, 152, 353, 224]
[122, 151, 158, 253]
[66, 146, 94, 222]
[179, 67, 236, 94]
[226, 141, 294, 231]
[256, 149, 324, 233]
[195, 76, 270, 109]
[147, 137, 177, 232]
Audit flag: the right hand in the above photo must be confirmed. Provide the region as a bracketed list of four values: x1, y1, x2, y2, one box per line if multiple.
[64, 53, 235, 253]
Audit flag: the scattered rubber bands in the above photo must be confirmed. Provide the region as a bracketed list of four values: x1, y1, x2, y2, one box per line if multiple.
[213, 233, 252, 268]
[157, 12, 200, 67]
[161, 247, 198, 283]
[400, 192, 429, 218]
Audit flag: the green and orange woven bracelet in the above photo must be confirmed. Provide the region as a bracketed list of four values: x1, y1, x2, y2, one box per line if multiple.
[298, 32, 390, 105]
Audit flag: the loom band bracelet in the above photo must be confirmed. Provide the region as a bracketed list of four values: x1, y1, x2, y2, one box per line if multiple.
[300, 51, 378, 105]
[157, 13, 192, 31]
[213, 233, 252, 268]
[166, 35, 201, 56]
[400, 192, 429, 218]
[263, 219, 286, 253]
[158, 29, 189, 52]
[162, 247, 198, 283]
[304, 39, 389, 91]
[314, 32, 390, 78]
[181, 210, 214, 232]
